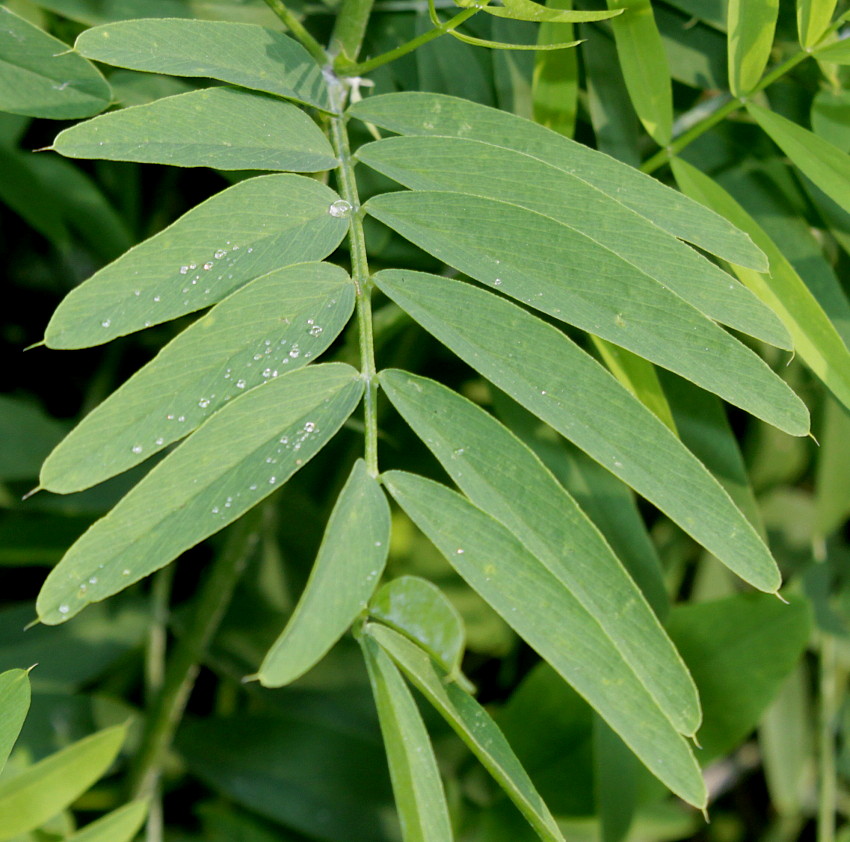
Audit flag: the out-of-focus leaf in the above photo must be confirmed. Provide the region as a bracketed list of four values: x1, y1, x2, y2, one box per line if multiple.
[0, 724, 126, 841]
[54, 87, 338, 171]
[0, 395, 65, 481]
[605, 0, 672, 144]
[348, 92, 767, 269]
[28, 0, 280, 26]
[532, 0, 578, 137]
[798, 0, 838, 47]
[656, 6, 727, 90]
[65, 801, 148, 842]
[367, 623, 565, 842]
[375, 270, 781, 592]
[0, 669, 30, 774]
[257, 461, 389, 687]
[44, 174, 349, 348]
[0, 6, 110, 119]
[42, 263, 354, 492]
[369, 576, 465, 679]
[814, 397, 850, 538]
[811, 90, 850, 152]
[727, 0, 778, 96]
[383, 469, 707, 807]
[479, 0, 620, 23]
[107, 69, 192, 106]
[594, 718, 638, 842]
[36, 364, 363, 625]
[360, 634, 453, 842]
[75, 19, 330, 111]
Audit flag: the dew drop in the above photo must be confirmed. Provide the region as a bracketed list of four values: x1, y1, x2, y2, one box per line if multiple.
[180, 265, 189, 275]
[214, 249, 227, 259]
[308, 324, 323, 337]
[203, 262, 214, 270]
[155, 437, 164, 446]
[59, 604, 69, 615]
[88, 576, 97, 584]
[177, 415, 186, 422]
[199, 398, 210, 408]
[328, 199, 353, 218]
[101, 319, 111, 328]
[456, 548, 464, 555]
[236, 379, 246, 389]
[131, 444, 143, 454]
[153, 295, 161, 303]
[212, 506, 220, 514]
[269, 476, 277, 484]
[122, 569, 130, 576]
[304, 421, 315, 432]
[134, 289, 141, 296]
[494, 279, 502, 286]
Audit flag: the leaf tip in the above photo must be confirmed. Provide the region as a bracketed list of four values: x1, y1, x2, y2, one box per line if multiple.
[21, 485, 43, 502]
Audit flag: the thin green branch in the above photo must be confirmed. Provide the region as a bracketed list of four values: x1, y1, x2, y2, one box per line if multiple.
[263, 0, 328, 65]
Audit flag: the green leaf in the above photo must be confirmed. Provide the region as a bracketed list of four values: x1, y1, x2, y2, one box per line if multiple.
[357, 136, 784, 347]
[0, 6, 110, 119]
[382, 470, 706, 807]
[75, 19, 331, 111]
[605, 0, 672, 145]
[36, 363, 363, 625]
[53, 86, 338, 171]
[44, 174, 349, 349]
[257, 460, 389, 687]
[42, 262, 355, 493]
[594, 718, 639, 842]
[0, 395, 64, 481]
[365, 193, 806, 435]
[747, 102, 850, 217]
[374, 270, 780, 592]
[727, 0, 779, 96]
[798, 0, 838, 48]
[811, 90, 850, 153]
[671, 157, 850, 414]
[533, 0, 578, 137]
[349, 92, 765, 269]
[0, 669, 30, 775]
[380, 368, 699, 736]
[65, 801, 149, 842]
[360, 634, 453, 842]
[447, 29, 580, 51]
[481, 0, 621, 23]
[366, 623, 565, 842]
[369, 576, 466, 680]
[0, 724, 126, 841]
[814, 397, 850, 538]
[26, 0, 280, 26]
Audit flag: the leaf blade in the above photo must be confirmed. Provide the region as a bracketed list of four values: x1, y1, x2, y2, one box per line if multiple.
[0, 669, 30, 775]
[65, 801, 149, 842]
[727, 0, 779, 96]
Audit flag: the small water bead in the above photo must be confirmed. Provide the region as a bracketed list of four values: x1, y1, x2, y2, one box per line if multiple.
[180, 265, 189, 275]
[249, 484, 258, 491]
[236, 379, 246, 389]
[155, 437, 164, 446]
[328, 199, 353, 218]
[214, 249, 227, 259]
[134, 289, 141, 296]
[131, 444, 143, 454]
[308, 324, 323, 337]
[101, 319, 111, 328]
[289, 345, 300, 359]
[269, 476, 277, 484]
[198, 398, 210, 408]
[212, 506, 220, 514]
[166, 414, 175, 420]
[177, 415, 186, 422]
[79, 583, 87, 592]
[153, 295, 161, 303]
[456, 548, 464, 555]
[88, 576, 98, 585]
[58, 604, 70, 615]
[203, 262, 214, 270]
[494, 279, 502, 286]
[304, 422, 316, 433]
[123, 569, 131, 576]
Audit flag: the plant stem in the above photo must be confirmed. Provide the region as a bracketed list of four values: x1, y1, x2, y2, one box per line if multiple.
[129, 513, 262, 808]
[328, 83, 379, 477]
[817, 633, 837, 842]
[262, 0, 328, 65]
[330, 0, 376, 63]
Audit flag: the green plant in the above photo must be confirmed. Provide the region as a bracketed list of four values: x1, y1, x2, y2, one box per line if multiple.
[1, 0, 849, 840]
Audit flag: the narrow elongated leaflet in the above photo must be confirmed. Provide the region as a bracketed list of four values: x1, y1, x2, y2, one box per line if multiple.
[0, 6, 110, 119]
[41, 263, 354, 493]
[727, 0, 779, 96]
[368, 624, 565, 842]
[258, 461, 390, 687]
[37, 364, 363, 625]
[383, 470, 707, 807]
[798, 0, 838, 47]
[479, 0, 621, 23]
[44, 175, 349, 348]
[360, 634, 453, 842]
[672, 157, 850, 414]
[64, 801, 149, 842]
[75, 19, 331, 111]
[605, 0, 673, 144]
[533, 0, 579, 138]
[0, 669, 29, 775]
[370, 576, 466, 679]
[349, 92, 765, 269]
[366, 193, 807, 435]
[53, 87, 338, 171]
[0, 725, 126, 841]
[357, 135, 787, 347]
[381, 369, 698, 735]
[375, 270, 780, 592]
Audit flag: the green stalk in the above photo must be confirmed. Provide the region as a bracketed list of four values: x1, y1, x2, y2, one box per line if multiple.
[330, 0, 376, 63]
[262, 0, 327, 65]
[817, 634, 837, 842]
[129, 513, 262, 808]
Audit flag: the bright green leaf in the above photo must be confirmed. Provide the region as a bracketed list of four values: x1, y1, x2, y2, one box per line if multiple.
[65, 800, 148, 842]
[367, 623, 565, 842]
[380, 368, 699, 736]
[482, 0, 621, 23]
[0, 724, 126, 841]
[365, 194, 806, 435]
[727, 0, 779, 96]
[360, 634, 453, 842]
[44, 174, 349, 349]
[605, 0, 673, 144]
[370, 576, 466, 680]
[36, 364, 363, 625]
[383, 469, 706, 807]
[671, 156, 850, 414]
[0, 669, 30, 775]
[257, 460, 390, 687]
[799, 0, 839, 48]
[0, 6, 110, 119]
[42, 262, 355, 493]
[347, 92, 766, 269]
[75, 19, 331, 111]
[374, 270, 780, 592]
[54, 86, 338, 171]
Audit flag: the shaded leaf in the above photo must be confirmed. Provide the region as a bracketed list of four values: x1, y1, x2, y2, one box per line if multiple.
[65, 801, 148, 842]
[374, 270, 780, 592]
[0, 395, 65, 481]
[811, 90, 850, 153]
[727, 0, 779, 96]
[481, 0, 621, 23]
[347, 92, 766, 269]
[814, 397, 850, 538]
[44, 174, 349, 348]
[0, 6, 110, 119]
[42, 262, 355, 492]
[360, 634, 453, 842]
[382, 469, 706, 807]
[36, 364, 363, 625]
[0, 669, 30, 775]
[54, 86, 338, 171]
[367, 623, 565, 842]
[76, 19, 330, 111]
[28, 0, 280, 26]
[532, 0, 578, 137]
[257, 460, 389, 687]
